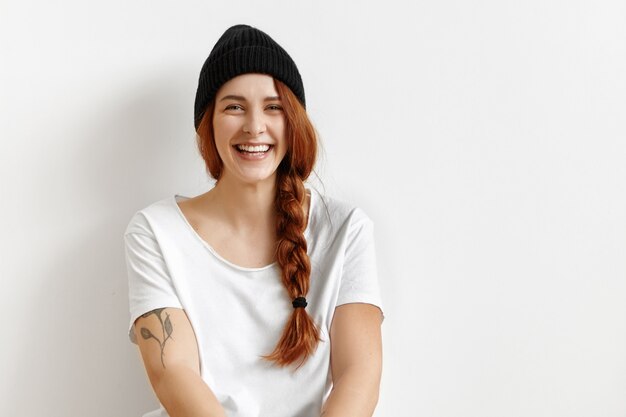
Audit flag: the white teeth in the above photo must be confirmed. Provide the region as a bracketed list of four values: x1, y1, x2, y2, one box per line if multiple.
[236, 144, 270, 153]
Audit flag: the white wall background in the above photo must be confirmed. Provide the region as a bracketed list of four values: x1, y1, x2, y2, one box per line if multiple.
[1, 0, 625, 416]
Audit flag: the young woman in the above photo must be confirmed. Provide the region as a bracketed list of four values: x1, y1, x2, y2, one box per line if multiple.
[124, 24, 384, 417]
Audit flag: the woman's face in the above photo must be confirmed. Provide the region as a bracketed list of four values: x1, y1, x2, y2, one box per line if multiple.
[212, 73, 287, 186]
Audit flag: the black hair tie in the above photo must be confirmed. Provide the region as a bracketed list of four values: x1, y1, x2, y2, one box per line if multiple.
[292, 297, 308, 309]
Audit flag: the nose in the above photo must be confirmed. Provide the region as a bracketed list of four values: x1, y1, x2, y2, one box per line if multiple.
[242, 108, 266, 136]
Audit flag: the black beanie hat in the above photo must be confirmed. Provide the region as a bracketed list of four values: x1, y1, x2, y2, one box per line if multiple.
[193, 24, 306, 131]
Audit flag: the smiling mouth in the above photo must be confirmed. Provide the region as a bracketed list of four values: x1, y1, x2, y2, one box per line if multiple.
[234, 144, 273, 154]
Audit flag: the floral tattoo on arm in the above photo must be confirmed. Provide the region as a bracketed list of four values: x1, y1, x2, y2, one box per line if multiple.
[139, 308, 174, 368]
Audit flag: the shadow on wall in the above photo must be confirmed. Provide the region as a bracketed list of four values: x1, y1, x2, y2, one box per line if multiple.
[6, 69, 201, 416]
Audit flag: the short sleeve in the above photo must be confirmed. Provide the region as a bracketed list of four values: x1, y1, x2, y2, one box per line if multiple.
[124, 213, 183, 344]
[336, 208, 385, 322]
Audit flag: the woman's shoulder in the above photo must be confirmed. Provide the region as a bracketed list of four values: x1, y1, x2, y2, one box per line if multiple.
[309, 188, 374, 231]
[124, 195, 179, 236]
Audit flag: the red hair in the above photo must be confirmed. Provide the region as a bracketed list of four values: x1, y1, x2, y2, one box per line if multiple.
[196, 79, 321, 369]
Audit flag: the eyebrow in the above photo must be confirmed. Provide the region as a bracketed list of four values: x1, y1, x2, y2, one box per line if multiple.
[218, 95, 281, 102]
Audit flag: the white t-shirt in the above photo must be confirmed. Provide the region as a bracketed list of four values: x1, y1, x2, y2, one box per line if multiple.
[124, 188, 384, 417]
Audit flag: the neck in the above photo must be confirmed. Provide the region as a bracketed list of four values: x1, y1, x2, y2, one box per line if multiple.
[206, 173, 278, 233]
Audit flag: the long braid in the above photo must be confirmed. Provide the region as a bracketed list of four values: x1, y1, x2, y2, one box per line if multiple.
[260, 80, 321, 369]
[261, 169, 321, 368]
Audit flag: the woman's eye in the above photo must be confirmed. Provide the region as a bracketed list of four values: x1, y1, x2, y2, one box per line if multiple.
[266, 104, 283, 111]
[225, 104, 243, 111]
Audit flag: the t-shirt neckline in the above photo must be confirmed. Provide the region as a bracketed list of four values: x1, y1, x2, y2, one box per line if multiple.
[171, 188, 314, 272]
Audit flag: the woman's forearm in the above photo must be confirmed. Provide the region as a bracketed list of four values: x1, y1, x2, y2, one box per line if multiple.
[154, 364, 226, 417]
[320, 369, 380, 417]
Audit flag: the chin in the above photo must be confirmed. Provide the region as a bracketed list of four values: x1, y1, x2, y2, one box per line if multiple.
[237, 172, 277, 185]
